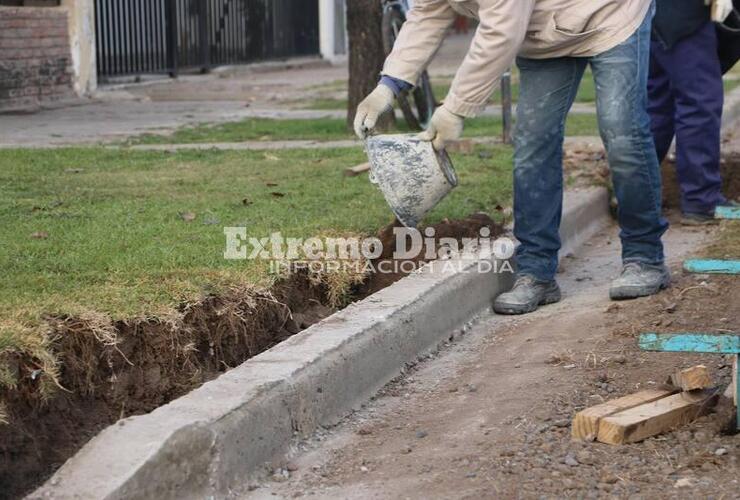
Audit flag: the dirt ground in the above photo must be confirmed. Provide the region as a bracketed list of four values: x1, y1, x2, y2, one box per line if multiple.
[244, 220, 739, 500]
[663, 147, 740, 210]
[357, 214, 502, 296]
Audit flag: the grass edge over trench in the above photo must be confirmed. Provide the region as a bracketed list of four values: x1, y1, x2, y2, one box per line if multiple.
[0, 143, 513, 496]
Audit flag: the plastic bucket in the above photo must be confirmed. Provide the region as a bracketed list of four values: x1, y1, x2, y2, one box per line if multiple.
[365, 134, 458, 228]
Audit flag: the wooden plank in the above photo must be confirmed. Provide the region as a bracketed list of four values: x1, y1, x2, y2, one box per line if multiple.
[571, 388, 677, 441]
[731, 355, 739, 431]
[725, 356, 738, 406]
[639, 333, 740, 354]
[683, 259, 740, 275]
[669, 365, 712, 391]
[344, 162, 370, 177]
[597, 390, 719, 445]
[714, 206, 740, 220]
[732, 354, 740, 408]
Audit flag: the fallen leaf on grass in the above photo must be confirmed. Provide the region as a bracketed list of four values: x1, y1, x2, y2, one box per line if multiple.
[30, 231, 49, 239]
[263, 153, 280, 161]
[178, 211, 196, 222]
[270, 192, 286, 198]
[266, 182, 278, 187]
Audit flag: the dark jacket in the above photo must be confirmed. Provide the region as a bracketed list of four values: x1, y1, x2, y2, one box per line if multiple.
[717, 1, 740, 73]
[653, 0, 710, 48]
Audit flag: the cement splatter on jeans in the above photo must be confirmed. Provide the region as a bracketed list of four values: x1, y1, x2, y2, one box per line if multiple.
[512, 2, 667, 282]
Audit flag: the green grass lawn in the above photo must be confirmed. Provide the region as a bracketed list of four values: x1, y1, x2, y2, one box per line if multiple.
[0, 145, 513, 335]
[131, 113, 600, 145]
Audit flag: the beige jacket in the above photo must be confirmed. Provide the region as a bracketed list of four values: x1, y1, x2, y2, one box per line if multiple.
[383, 0, 652, 117]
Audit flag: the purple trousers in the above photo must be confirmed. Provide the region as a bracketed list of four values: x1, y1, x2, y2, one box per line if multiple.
[648, 21, 726, 215]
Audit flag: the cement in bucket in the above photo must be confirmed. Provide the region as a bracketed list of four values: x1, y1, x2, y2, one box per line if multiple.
[365, 134, 458, 228]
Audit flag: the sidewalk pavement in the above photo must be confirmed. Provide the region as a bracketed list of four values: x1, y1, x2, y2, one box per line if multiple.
[0, 33, 473, 148]
[1, 31, 737, 149]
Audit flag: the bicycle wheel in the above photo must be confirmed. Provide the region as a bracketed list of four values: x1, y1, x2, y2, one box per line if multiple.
[381, 6, 437, 131]
[381, 6, 404, 55]
[410, 71, 436, 129]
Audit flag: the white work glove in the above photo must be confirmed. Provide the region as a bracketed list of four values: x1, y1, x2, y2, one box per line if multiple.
[706, 0, 734, 22]
[417, 105, 464, 151]
[353, 85, 395, 139]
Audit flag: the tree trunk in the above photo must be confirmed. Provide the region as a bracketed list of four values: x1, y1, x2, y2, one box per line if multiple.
[346, 0, 394, 130]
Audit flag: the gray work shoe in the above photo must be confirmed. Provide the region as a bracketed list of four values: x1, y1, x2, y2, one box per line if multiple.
[680, 212, 718, 226]
[493, 275, 561, 315]
[682, 200, 740, 226]
[609, 262, 670, 300]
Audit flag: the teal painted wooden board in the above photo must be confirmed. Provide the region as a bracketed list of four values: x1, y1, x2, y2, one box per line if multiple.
[715, 206, 740, 220]
[683, 259, 740, 274]
[639, 333, 740, 353]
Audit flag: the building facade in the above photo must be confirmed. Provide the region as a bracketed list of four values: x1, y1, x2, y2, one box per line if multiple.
[0, 0, 346, 111]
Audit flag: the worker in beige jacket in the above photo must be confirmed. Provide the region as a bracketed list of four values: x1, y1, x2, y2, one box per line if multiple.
[355, 0, 671, 315]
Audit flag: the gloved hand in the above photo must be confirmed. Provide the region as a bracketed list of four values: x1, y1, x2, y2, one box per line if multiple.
[417, 105, 464, 151]
[706, 0, 734, 22]
[353, 85, 395, 139]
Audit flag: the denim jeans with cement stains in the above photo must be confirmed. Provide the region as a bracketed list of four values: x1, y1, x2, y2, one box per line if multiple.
[512, 3, 667, 282]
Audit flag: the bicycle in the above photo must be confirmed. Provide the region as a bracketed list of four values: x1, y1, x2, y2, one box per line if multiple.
[381, 0, 437, 130]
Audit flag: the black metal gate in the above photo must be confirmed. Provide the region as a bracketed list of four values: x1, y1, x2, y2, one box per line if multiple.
[95, 0, 320, 81]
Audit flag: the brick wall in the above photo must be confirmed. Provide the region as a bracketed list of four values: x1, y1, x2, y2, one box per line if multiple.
[0, 6, 74, 112]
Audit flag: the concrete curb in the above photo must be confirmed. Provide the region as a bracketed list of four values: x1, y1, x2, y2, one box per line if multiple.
[31, 188, 610, 500]
[559, 188, 611, 258]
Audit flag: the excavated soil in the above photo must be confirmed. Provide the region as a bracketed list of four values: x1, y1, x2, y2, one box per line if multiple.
[662, 151, 740, 208]
[357, 213, 504, 296]
[0, 214, 503, 499]
[563, 143, 740, 206]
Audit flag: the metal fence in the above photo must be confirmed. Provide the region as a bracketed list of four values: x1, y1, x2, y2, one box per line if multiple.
[95, 0, 320, 81]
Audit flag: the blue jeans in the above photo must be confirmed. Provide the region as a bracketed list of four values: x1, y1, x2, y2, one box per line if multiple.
[513, 5, 668, 282]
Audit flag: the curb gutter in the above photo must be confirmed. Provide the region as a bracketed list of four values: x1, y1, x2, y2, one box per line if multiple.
[31, 188, 610, 500]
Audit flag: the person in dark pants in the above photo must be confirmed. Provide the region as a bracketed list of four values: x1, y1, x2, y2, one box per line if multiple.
[649, 0, 736, 225]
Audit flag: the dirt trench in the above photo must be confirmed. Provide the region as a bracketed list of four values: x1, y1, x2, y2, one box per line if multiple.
[0, 214, 502, 500]
[662, 150, 740, 209]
